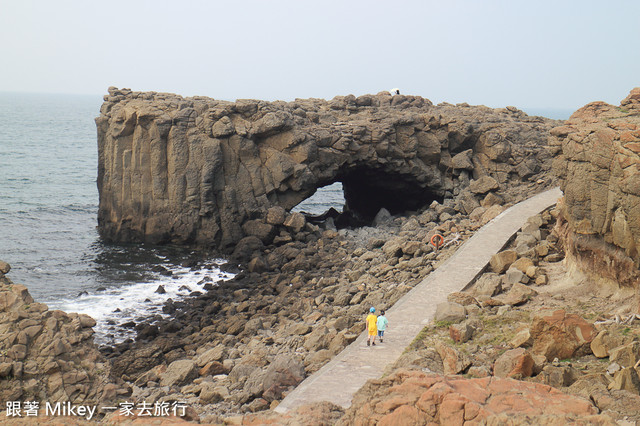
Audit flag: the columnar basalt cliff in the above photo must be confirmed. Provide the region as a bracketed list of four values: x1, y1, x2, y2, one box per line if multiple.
[551, 88, 640, 289]
[96, 87, 557, 250]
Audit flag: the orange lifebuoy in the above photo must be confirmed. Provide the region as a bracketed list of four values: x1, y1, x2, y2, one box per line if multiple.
[430, 234, 444, 250]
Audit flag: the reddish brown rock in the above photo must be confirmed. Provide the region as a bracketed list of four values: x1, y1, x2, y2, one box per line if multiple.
[493, 348, 534, 379]
[199, 361, 226, 377]
[435, 342, 471, 375]
[338, 369, 610, 425]
[530, 309, 597, 361]
[241, 401, 344, 426]
[449, 323, 475, 344]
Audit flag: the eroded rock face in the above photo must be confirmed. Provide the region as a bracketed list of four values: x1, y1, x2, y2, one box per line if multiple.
[551, 88, 640, 288]
[0, 271, 110, 404]
[97, 87, 557, 249]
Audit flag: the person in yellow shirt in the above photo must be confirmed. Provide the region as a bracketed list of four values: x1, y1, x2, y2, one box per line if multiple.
[366, 307, 378, 346]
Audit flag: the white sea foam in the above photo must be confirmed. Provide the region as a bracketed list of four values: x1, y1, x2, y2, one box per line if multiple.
[48, 260, 234, 345]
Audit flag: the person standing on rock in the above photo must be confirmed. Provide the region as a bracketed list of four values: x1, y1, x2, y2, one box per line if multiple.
[366, 307, 378, 346]
[376, 310, 389, 343]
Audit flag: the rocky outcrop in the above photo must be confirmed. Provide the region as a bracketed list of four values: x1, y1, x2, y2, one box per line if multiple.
[96, 87, 558, 250]
[0, 262, 112, 405]
[337, 369, 611, 425]
[551, 88, 640, 289]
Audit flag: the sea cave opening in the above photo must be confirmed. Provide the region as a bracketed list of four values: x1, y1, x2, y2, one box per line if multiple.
[291, 168, 443, 229]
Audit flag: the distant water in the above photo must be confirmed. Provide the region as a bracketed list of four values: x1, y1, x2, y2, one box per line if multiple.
[0, 93, 569, 342]
[293, 182, 345, 214]
[0, 93, 233, 343]
[521, 107, 573, 120]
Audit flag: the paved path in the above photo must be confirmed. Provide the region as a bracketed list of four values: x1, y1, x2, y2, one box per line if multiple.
[275, 187, 563, 413]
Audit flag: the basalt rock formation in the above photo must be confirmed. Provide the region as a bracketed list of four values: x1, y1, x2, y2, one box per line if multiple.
[96, 87, 558, 250]
[551, 88, 640, 289]
[0, 262, 112, 405]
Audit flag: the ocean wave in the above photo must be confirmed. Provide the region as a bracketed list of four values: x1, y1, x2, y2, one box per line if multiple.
[48, 262, 234, 344]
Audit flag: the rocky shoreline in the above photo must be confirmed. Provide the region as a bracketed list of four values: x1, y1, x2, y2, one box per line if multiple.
[0, 166, 555, 423]
[242, 205, 640, 425]
[92, 173, 557, 421]
[2, 88, 639, 424]
[4, 196, 640, 424]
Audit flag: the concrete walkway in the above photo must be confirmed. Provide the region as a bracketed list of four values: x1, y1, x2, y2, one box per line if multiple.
[275, 187, 563, 413]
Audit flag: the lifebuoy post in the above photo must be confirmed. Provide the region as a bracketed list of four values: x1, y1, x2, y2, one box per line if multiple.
[430, 233, 444, 251]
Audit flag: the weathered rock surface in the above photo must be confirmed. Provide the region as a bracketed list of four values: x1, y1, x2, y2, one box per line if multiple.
[530, 309, 597, 361]
[338, 369, 611, 425]
[493, 348, 534, 379]
[97, 87, 558, 249]
[240, 401, 344, 425]
[0, 265, 111, 404]
[552, 87, 640, 290]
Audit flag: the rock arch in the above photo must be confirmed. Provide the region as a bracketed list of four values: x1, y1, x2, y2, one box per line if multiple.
[96, 88, 556, 250]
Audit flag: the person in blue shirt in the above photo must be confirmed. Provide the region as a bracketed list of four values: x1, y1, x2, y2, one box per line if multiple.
[376, 310, 389, 343]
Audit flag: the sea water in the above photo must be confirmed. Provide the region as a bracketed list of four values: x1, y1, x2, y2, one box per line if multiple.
[0, 92, 571, 342]
[0, 93, 235, 343]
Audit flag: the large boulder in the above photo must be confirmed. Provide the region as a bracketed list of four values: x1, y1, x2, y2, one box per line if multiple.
[160, 359, 198, 387]
[609, 341, 640, 368]
[499, 282, 538, 306]
[262, 354, 306, 401]
[590, 328, 631, 358]
[489, 250, 518, 274]
[471, 273, 502, 297]
[469, 175, 500, 194]
[493, 348, 534, 379]
[0, 260, 10, 277]
[435, 342, 471, 375]
[530, 309, 597, 361]
[434, 302, 466, 323]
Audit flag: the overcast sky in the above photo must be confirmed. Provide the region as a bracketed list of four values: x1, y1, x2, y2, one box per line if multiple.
[1, 1, 639, 110]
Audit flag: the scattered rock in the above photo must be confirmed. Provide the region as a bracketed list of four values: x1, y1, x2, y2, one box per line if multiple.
[446, 292, 478, 306]
[471, 273, 502, 297]
[0, 261, 10, 275]
[284, 212, 306, 233]
[435, 342, 471, 375]
[530, 309, 597, 361]
[500, 282, 537, 306]
[490, 250, 518, 273]
[266, 206, 287, 225]
[609, 368, 640, 394]
[449, 322, 475, 343]
[493, 348, 534, 379]
[535, 364, 581, 388]
[509, 327, 533, 348]
[609, 341, 640, 368]
[434, 302, 466, 323]
[262, 354, 306, 401]
[160, 359, 198, 387]
[469, 175, 500, 194]
[591, 329, 629, 358]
